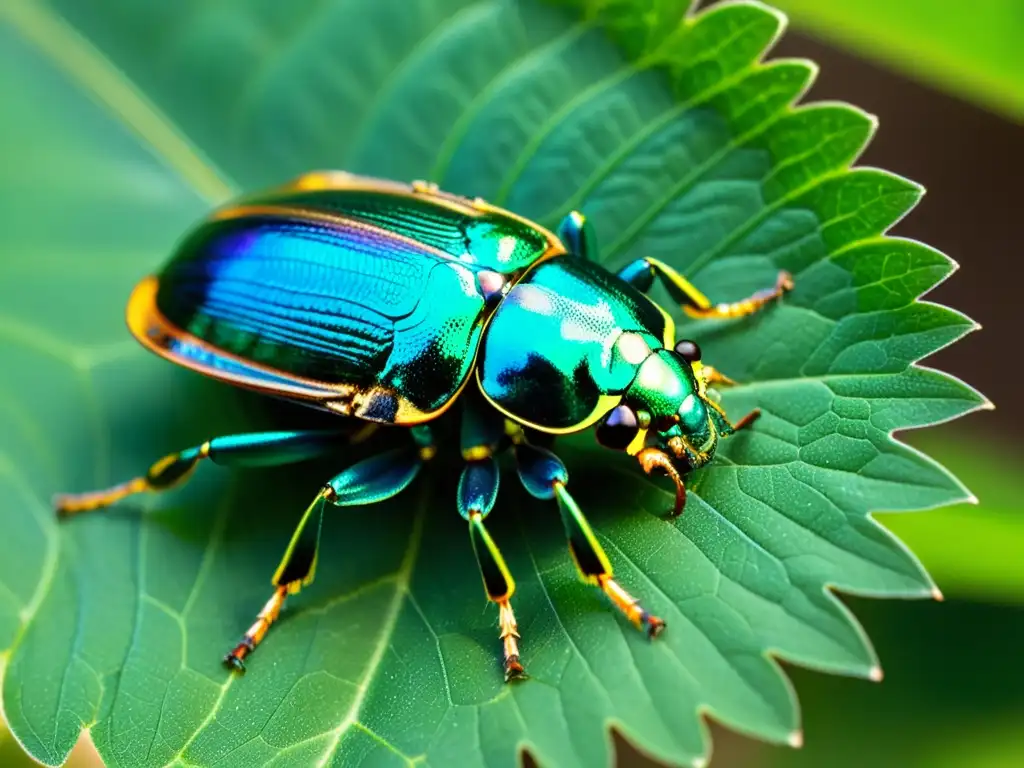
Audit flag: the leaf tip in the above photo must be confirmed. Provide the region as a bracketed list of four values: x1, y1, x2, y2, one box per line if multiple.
[787, 730, 804, 749]
[932, 585, 946, 602]
[802, 57, 821, 82]
[746, 0, 789, 31]
[868, 665, 884, 682]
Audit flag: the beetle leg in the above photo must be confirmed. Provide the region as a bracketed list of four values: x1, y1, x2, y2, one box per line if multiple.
[514, 442, 665, 637]
[53, 429, 352, 517]
[615, 258, 793, 321]
[682, 269, 793, 320]
[556, 210, 598, 261]
[707, 399, 761, 437]
[226, 442, 430, 671]
[458, 457, 525, 681]
[701, 366, 736, 387]
[459, 394, 525, 680]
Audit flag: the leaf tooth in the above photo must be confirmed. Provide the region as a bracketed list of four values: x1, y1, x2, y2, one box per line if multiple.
[760, 104, 878, 201]
[678, 1, 786, 72]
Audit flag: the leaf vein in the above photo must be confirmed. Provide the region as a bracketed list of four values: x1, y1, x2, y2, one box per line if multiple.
[344, 0, 501, 164]
[314, 487, 429, 766]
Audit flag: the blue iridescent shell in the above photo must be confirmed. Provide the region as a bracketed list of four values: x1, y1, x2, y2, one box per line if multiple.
[127, 172, 565, 424]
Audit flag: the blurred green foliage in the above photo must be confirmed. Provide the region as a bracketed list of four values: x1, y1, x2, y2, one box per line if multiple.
[884, 426, 1024, 604]
[761, 595, 1024, 767]
[771, 0, 1024, 120]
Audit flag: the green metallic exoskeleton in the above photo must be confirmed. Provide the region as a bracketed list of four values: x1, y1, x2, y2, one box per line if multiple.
[55, 171, 792, 681]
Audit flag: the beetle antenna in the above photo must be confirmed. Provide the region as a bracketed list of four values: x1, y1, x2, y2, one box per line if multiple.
[635, 447, 686, 516]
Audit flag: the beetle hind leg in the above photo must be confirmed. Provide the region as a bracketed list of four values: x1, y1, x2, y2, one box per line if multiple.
[54, 429, 350, 518]
[225, 440, 430, 671]
[53, 477, 150, 517]
[514, 442, 665, 637]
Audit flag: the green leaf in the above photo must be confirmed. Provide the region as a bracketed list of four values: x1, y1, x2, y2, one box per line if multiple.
[769, 0, 1024, 121]
[0, 1, 985, 766]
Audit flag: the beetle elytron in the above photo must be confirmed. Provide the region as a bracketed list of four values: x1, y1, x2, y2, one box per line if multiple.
[55, 171, 792, 680]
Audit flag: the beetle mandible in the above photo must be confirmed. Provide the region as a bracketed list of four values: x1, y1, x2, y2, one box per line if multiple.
[55, 171, 792, 680]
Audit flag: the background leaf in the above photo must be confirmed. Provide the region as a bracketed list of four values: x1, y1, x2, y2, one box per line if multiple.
[0, 1, 985, 767]
[879, 430, 1024, 605]
[769, 0, 1024, 121]
[754, 595, 1024, 768]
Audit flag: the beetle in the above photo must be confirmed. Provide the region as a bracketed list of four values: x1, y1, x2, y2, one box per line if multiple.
[55, 171, 792, 681]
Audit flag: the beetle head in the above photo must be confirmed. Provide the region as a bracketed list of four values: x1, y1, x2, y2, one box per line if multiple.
[595, 338, 717, 514]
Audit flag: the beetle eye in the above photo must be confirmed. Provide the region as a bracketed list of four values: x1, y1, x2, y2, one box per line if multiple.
[596, 405, 641, 450]
[674, 339, 701, 364]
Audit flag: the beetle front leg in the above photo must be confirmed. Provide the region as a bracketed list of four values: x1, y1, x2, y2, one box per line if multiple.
[615, 257, 792, 321]
[54, 429, 357, 517]
[226, 439, 430, 671]
[514, 442, 665, 637]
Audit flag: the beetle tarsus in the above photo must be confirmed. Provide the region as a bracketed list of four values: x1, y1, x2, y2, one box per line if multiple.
[223, 647, 249, 673]
[498, 598, 526, 682]
[504, 655, 526, 682]
[52, 477, 149, 517]
[683, 269, 794, 320]
[599, 575, 665, 637]
[223, 585, 288, 672]
[641, 610, 667, 638]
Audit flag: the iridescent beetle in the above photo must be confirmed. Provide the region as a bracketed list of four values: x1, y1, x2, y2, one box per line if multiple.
[55, 172, 791, 680]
